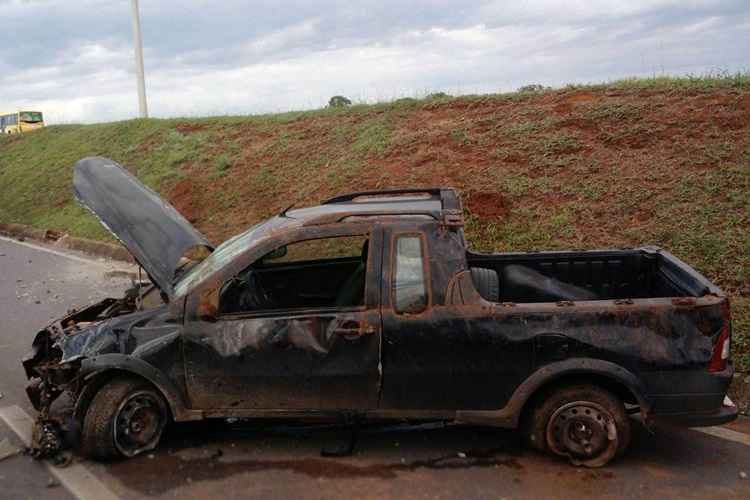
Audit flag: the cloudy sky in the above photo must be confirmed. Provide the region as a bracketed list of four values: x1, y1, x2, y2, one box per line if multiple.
[1, 0, 748, 124]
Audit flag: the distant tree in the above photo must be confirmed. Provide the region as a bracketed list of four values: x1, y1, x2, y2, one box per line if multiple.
[517, 84, 550, 93]
[392, 97, 418, 106]
[328, 95, 352, 108]
[425, 92, 452, 100]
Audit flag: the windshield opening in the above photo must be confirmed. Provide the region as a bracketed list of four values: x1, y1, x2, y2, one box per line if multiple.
[174, 217, 293, 297]
[19, 111, 43, 123]
[174, 244, 213, 275]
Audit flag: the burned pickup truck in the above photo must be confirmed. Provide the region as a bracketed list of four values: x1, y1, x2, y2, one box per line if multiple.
[23, 157, 736, 466]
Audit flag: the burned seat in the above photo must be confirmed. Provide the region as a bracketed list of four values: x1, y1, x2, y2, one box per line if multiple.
[470, 267, 500, 302]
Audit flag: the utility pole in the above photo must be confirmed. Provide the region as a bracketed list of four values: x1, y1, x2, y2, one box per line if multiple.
[130, 0, 148, 118]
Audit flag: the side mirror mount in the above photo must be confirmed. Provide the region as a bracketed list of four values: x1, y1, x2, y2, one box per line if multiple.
[262, 245, 287, 262]
[198, 307, 218, 323]
[196, 289, 219, 323]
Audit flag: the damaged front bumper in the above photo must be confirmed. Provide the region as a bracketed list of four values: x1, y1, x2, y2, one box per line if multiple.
[21, 295, 143, 459]
[22, 298, 122, 410]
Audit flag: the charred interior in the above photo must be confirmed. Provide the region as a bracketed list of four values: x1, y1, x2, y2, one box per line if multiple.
[219, 237, 370, 315]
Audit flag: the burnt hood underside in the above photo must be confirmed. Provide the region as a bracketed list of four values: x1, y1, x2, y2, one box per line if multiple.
[73, 157, 213, 296]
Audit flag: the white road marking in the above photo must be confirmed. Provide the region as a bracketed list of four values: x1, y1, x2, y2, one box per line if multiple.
[0, 405, 122, 500]
[0, 234, 126, 269]
[692, 425, 750, 447]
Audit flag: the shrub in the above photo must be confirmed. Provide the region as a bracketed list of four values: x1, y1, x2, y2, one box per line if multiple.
[517, 84, 550, 93]
[425, 92, 453, 100]
[213, 154, 231, 174]
[328, 95, 352, 108]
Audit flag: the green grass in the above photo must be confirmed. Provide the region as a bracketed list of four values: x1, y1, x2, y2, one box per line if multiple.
[580, 102, 645, 122]
[566, 71, 750, 91]
[213, 153, 232, 176]
[352, 119, 393, 157]
[733, 297, 750, 372]
[499, 121, 541, 138]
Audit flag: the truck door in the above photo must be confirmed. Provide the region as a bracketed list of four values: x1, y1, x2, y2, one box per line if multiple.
[379, 225, 458, 409]
[380, 223, 531, 411]
[182, 226, 384, 411]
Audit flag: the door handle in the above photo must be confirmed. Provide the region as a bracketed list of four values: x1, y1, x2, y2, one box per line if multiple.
[334, 322, 377, 339]
[335, 320, 361, 340]
[361, 324, 377, 335]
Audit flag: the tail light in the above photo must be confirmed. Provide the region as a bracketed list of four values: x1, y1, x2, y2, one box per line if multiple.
[708, 301, 732, 373]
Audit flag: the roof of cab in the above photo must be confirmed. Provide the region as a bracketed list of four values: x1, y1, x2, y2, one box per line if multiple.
[285, 188, 464, 226]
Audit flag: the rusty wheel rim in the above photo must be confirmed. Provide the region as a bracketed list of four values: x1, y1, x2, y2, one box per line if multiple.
[546, 401, 618, 466]
[114, 391, 165, 457]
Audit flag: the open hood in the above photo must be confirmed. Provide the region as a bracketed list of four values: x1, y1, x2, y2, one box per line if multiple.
[73, 157, 213, 297]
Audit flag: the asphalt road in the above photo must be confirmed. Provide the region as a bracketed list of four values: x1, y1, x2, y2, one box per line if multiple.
[0, 236, 749, 499]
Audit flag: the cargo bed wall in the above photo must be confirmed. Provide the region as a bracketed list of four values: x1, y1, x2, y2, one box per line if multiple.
[466, 248, 710, 303]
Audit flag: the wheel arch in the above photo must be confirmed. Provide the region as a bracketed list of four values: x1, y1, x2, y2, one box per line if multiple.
[75, 354, 196, 424]
[515, 359, 652, 426]
[456, 358, 651, 428]
[519, 372, 643, 425]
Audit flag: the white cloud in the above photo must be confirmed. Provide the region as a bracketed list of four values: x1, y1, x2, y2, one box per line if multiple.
[0, 0, 747, 123]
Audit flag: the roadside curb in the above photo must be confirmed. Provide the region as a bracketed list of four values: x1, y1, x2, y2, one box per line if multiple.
[0, 222, 50, 242]
[56, 234, 134, 263]
[0, 222, 133, 264]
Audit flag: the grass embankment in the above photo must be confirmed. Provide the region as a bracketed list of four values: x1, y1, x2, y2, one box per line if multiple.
[1, 74, 749, 368]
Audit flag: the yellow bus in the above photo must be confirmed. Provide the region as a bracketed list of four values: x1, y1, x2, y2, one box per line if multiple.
[0, 111, 44, 134]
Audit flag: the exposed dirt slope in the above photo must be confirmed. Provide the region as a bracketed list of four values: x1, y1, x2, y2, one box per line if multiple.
[1, 77, 748, 367]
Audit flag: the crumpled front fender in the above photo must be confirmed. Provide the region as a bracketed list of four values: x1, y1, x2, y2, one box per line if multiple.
[76, 353, 197, 422]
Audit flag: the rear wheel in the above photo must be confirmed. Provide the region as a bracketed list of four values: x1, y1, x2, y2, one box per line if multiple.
[524, 384, 630, 467]
[80, 377, 168, 460]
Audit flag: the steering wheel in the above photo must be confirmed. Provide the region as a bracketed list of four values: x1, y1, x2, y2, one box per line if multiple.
[220, 270, 275, 313]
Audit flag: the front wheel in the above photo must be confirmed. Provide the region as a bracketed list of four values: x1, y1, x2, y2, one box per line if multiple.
[80, 376, 168, 460]
[525, 384, 631, 467]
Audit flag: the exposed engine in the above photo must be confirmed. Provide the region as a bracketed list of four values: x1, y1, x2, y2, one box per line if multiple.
[21, 281, 161, 458]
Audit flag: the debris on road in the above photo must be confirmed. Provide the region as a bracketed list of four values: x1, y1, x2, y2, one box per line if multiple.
[104, 269, 138, 280]
[740, 471, 747, 479]
[30, 418, 63, 460]
[52, 453, 73, 468]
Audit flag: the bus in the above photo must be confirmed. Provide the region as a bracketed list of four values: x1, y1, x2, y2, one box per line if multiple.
[0, 111, 44, 134]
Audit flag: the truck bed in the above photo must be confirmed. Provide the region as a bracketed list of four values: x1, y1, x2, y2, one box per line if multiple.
[466, 246, 719, 303]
